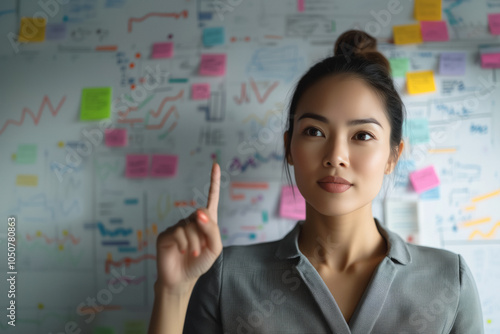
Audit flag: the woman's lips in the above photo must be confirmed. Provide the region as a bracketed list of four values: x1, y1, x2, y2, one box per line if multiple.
[317, 182, 352, 193]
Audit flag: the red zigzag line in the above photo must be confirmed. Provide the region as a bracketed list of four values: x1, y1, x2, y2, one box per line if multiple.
[0, 95, 67, 136]
[128, 10, 188, 33]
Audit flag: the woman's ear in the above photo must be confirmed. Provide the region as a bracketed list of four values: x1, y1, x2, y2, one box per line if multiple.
[385, 140, 404, 174]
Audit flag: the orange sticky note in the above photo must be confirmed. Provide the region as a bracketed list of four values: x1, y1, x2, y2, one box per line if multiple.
[191, 83, 211, 100]
[393, 24, 423, 45]
[19, 17, 46, 42]
[199, 54, 226, 76]
[406, 70, 436, 94]
[279, 185, 305, 220]
[150, 155, 178, 178]
[126, 155, 149, 178]
[414, 0, 442, 21]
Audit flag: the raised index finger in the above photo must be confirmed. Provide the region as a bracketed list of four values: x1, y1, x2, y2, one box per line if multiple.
[206, 161, 220, 220]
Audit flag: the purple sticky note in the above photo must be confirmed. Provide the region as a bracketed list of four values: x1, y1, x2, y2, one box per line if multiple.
[481, 53, 500, 68]
[126, 155, 149, 178]
[191, 83, 211, 100]
[279, 185, 305, 220]
[439, 52, 466, 75]
[46, 23, 67, 40]
[152, 42, 174, 59]
[488, 13, 500, 35]
[105, 128, 128, 147]
[150, 155, 178, 178]
[409, 166, 440, 193]
[199, 54, 226, 76]
[420, 21, 449, 42]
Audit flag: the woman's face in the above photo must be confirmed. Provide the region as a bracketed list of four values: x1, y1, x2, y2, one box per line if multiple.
[284, 74, 403, 217]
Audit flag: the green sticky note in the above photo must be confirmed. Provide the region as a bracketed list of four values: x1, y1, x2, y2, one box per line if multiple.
[80, 87, 112, 120]
[389, 58, 410, 78]
[16, 144, 37, 164]
[404, 118, 430, 145]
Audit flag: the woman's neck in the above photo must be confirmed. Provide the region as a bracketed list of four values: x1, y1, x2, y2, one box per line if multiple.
[297, 202, 388, 273]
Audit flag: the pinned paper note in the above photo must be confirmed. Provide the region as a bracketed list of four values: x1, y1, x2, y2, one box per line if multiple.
[389, 58, 410, 78]
[480, 53, 500, 69]
[420, 21, 449, 42]
[80, 87, 112, 120]
[15, 144, 37, 164]
[152, 42, 174, 59]
[409, 166, 440, 193]
[279, 185, 305, 220]
[392, 24, 423, 45]
[439, 52, 466, 75]
[488, 13, 500, 35]
[199, 54, 226, 76]
[414, 0, 442, 21]
[125, 155, 149, 178]
[202, 27, 225, 47]
[105, 129, 128, 147]
[191, 83, 211, 100]
[18, 17, 46, 42]
[385, 200, 420, 244]
[150, 154, 178, 178]
[16, 175, 38, 186]
[406, 70, 436, 94]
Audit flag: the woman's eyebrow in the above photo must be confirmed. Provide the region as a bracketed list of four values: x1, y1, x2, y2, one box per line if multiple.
[297, 112, 383, 129]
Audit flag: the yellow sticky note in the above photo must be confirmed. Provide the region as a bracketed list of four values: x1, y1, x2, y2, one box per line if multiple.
[414, 0, 442, 21]
[393, 24, 423, 45]
[80, 87, 112, 120]
[16, 174, 38, 186]
[18, 17, 46, 42]
[406, 71, 436, 94]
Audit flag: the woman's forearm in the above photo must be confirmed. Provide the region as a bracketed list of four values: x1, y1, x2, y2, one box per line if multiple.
[148, 281, 196, 334]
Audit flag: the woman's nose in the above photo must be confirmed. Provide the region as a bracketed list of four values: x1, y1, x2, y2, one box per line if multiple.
[323, 137, 349, 167]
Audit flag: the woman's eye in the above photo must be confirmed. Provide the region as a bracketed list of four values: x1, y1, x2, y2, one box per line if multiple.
[303, 127, 323, 137]
[355, 132, 374, 141]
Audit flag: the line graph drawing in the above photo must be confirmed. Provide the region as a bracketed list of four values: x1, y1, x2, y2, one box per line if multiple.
[0, 95, 67, 136]
[127, 10, 188, 33]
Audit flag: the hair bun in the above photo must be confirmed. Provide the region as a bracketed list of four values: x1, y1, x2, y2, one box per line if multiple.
[334, 29, 390, 75]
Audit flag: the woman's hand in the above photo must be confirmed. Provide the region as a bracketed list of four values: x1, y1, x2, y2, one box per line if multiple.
[154, 162, 223, 293]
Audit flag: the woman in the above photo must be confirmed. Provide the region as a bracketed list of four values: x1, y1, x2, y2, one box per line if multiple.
[148, 30, 484, 334]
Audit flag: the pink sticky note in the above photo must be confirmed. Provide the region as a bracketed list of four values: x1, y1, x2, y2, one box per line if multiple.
[481, 53, 500, 68]
[199, 54, 226, 76]
[488, 13, 500, 35]
[297, 0, 305, 12]
[409, 166, 440, 193]
[126, 155, 149, 178]
[150, 154, 178, 178]
[152, 42, 173, 59]
[191, 83, 211, 100]
[279, 185, 305, 220]
[420, 21, 449, 41]
[105, 128, 128, 147]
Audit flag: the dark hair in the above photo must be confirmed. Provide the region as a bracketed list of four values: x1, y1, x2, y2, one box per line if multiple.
[282, 29, 406, 198]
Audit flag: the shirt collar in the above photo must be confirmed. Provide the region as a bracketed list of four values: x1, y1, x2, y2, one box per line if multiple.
[274, 217, 412, 265]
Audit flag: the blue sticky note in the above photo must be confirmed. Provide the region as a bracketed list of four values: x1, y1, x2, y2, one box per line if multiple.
[420, 187, 440, 200]
[46, 23, 67, 40]
[404, 118, 430, 145]
[202, 27, 225, 47]
[439, 52, 466, 76]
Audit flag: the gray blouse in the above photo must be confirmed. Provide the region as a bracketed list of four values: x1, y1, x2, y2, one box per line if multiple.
[183, 218, 484, 333]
